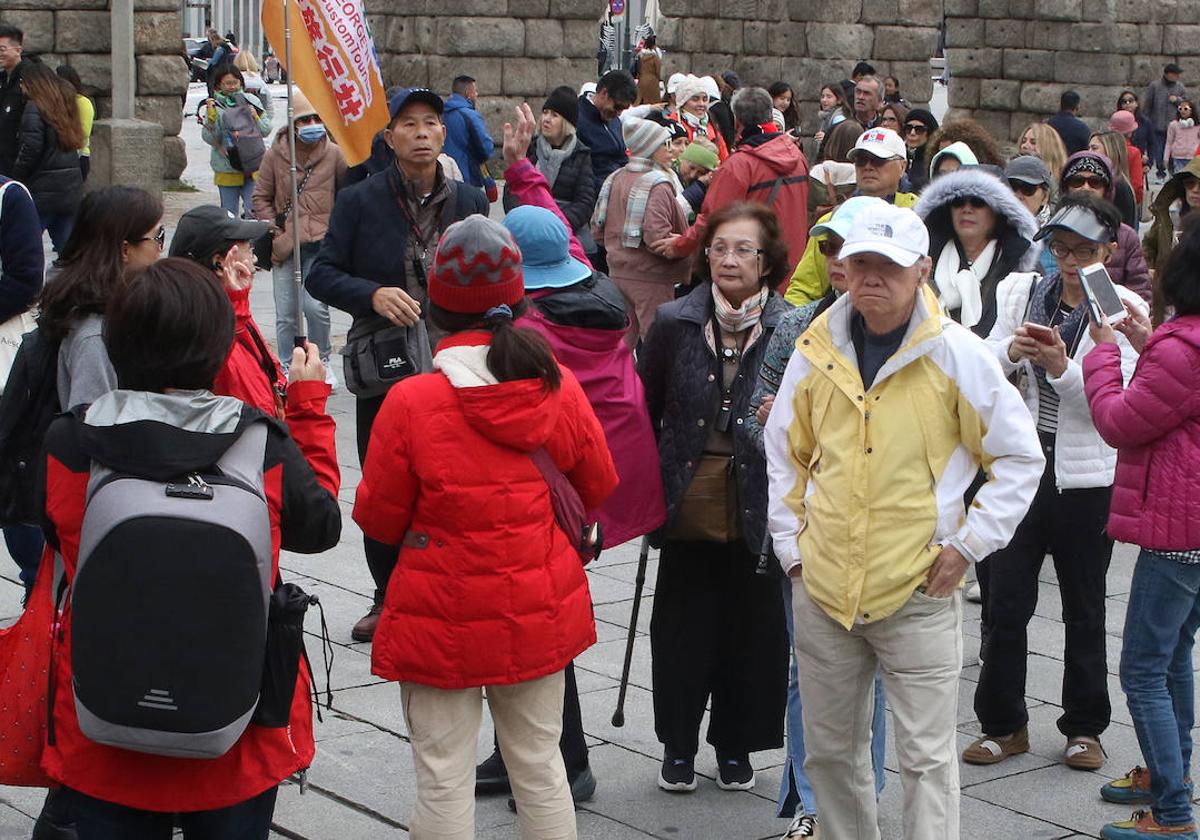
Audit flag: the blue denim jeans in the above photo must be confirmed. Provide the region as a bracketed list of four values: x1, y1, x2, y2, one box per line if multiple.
[271, 242, 331, 360]
[1120, 549, 1200, 827]
[218, 179, 256, 219]
[778, 573, 887, 818]
[40, 210, 75, 254]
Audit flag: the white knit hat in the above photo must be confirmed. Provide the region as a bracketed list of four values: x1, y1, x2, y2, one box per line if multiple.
[673, 75, 708, 109]
[666, 73, 687, 95]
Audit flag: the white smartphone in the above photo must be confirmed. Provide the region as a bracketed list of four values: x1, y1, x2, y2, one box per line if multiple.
[1078, 263, 1129, 326]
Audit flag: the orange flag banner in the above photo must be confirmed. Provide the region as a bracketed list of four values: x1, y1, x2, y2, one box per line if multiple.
[261, 0, 387, 166]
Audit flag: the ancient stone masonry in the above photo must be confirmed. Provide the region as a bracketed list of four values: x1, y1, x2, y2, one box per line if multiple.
[0, 0, 190, 180]
[945, 0, 1200, 141]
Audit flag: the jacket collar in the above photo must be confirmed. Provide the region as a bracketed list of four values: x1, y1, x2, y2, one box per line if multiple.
[675, 281, 786, 329]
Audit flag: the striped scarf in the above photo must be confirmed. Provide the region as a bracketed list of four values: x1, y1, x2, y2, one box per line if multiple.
[592, 158, 673, 248]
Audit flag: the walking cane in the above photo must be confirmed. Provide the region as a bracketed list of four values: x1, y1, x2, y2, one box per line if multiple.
[611, 536, 651, 727]
[282, 0, 306, 352]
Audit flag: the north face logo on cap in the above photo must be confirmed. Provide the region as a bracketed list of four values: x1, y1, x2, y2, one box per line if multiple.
[867, 223, 894, 237]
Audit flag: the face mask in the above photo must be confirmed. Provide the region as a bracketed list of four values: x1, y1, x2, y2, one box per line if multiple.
[297, 124, 326, 144]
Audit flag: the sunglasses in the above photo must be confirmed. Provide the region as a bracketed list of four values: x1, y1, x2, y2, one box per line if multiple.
[950, 196, 988, 209]
[902, 123, 927, 136]
[1066, 174, 1108, 190]
[1008, 180, 1043, 197]
[817, 236, 845, 257]
[129, 225, 166, 249]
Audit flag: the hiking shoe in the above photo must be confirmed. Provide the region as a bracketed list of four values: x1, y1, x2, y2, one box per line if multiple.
[782, 813, 818, 838]
[1065, 735, 1106, 770]
[716, 754, 755, 791]
[475, 748, 510, 795]
[1100, 810, 1198, 839]
[658, 755, 697, 792]
[962, 726, 1029, 765]
[507, 764, 597, 812]
[1102, 768, 1194, 805]
[350, 604, 382, 642]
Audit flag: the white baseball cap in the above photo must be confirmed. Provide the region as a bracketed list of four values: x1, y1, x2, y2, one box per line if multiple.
[839, 203, 930, 267]
[850, 127, 907, 162]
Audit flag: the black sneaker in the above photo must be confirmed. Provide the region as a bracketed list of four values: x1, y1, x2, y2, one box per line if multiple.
[716, 754, 755, 791]
[658, 754, 697, 792]
[782, 813, 818, 838]
[475, 748, 510, 795]
[507, 764, 598, 812]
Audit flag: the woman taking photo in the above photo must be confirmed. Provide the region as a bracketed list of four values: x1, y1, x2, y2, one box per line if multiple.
[1084, 217, 1200, 840]
[966, 195, 1147, 772]
[502, 86, 597, 235]
[915, 166, 1040, 338]
[201, 64, 271, 219]
[639, 202, 790, 795]
[11, 62, 84, 252]
[354, 215, 617, 838]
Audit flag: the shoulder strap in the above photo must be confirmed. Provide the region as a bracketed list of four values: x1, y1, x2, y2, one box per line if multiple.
[215, 420, 269, 493]
[765, 176, 785, 207]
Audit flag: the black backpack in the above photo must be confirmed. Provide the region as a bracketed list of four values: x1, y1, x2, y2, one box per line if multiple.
[0, 327, 60, 526]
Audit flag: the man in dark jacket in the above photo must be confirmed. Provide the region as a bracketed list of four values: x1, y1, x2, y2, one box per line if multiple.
[442, 75, 494, 189]
[1048, 90, 1091, 155]
[0, 25, 26, 177]
[577, 70, 636, 192]
[1144, 63, 1189, 179]
[307, 87, 487, 642]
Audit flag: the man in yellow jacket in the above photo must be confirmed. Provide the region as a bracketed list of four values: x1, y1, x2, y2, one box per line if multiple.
[764, 203, 1044, 840]
[785, 127, 917, 307]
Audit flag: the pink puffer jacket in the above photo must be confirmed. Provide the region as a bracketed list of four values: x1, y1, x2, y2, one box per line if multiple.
[1083, 315, 1200, 550]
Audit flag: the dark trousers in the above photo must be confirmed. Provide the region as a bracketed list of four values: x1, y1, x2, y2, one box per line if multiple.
[61, 785, 278, 840]
[974, 442, 1113, 739]
[4, 523, 44, 598]
[39, 210, 75, 255]
[493, 660, 589, 774]
[356, 393, 400, 605]
[651, 538, 788, 759]
[1152, 127, 1170, 175]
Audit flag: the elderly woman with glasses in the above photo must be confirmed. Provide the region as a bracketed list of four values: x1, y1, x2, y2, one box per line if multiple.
[966, 194, 1148, 772]
[638, 201, 790, 797]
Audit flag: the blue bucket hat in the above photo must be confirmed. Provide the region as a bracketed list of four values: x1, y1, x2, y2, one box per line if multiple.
[502, 206, 592, 290]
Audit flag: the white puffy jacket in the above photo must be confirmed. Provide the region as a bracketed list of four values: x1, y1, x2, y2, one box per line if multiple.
[986, 272, 1144, 490]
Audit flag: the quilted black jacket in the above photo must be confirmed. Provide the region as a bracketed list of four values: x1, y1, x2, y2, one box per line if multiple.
[502, 139, 597, 234]
[638, 281, 787, 554]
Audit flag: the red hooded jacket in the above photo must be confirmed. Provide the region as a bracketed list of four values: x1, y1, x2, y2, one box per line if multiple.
[355, 332, 618, 689]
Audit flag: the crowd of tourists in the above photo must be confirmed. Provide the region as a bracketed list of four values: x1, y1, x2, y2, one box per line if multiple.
[1, 17, 1200, 840]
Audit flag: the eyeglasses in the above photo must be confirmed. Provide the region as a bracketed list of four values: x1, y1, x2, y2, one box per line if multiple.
[1066, 174, 1108, 190]
[902, 124, 927, 136]
[950, 196, 988, 209]
[817, 237, 845, 257]
[1008, 180, 1043, 197]
[129, 226, 166, 249]
[706, 243, 763, 261]
[1048, 240, 1102, 262]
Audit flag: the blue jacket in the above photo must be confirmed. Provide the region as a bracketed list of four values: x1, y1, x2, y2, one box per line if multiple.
[1047, 111, 1091, 155]
[306, 165, 487, 330]
[576, 95, 627, 192]
[0, 177, 43, 322]
[442, 94, 494, 188]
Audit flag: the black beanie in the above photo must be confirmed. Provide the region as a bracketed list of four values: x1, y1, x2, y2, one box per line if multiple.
[543, 85, 579, 127]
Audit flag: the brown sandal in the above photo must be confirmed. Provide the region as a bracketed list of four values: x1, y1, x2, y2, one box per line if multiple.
[962, 727, 1029, 765]
[1064, 735, 1106, 770]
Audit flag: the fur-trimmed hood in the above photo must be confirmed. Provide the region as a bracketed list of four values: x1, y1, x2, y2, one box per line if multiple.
[915, 166, 1041, 272]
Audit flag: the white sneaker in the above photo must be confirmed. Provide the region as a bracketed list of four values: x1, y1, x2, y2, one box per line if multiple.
[966, 582, 982, 603]
[783, 813, 818, 838]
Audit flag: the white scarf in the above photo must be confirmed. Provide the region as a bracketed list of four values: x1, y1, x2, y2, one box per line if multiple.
[933, 239, 997, 329]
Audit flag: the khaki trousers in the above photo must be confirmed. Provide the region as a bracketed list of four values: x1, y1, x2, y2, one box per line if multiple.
[400, 671, 576, 840]
[792, 581, 963, 840]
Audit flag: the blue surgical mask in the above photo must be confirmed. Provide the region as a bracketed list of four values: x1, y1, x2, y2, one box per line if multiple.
[297, 124, 326, 144]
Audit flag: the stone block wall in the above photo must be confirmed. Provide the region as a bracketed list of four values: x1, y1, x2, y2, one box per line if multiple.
[0, 0, 190, 180]
[946, 0, 1200, 140]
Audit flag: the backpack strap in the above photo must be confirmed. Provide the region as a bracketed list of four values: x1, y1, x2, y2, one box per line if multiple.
[215, 420, 269, 494]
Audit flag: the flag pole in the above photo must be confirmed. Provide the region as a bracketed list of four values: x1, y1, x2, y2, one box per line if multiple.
[283, 0, 306, 353]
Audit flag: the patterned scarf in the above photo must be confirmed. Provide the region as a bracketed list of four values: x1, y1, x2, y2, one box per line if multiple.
[1027, 272, 1089, 387]
[712, 282, 768, 334]
[591, 158, 673, 248]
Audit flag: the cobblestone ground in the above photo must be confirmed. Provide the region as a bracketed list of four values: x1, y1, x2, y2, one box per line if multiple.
[0, 83, 1193, 840]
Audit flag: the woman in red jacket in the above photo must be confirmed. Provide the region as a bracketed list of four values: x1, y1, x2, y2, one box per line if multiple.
[354, 215, 617, 838]
[40, 258, 341, 837]
[1084, 221, 1200, 840]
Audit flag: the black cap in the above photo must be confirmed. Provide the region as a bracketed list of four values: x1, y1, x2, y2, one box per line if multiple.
[905, 108, 939, 133]
[542, 85, 579, 127]
[168, 205, 270, 264]
[1166, 63, 1184, 75]
[388, 87, 444, 123]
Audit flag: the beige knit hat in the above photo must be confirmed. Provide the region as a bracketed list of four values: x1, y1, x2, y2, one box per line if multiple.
[290, 87, 319, 124]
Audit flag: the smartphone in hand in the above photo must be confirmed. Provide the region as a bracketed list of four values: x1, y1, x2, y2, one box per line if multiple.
[1022, 322, 1057, 345]
[1078, 263, 1129, 326]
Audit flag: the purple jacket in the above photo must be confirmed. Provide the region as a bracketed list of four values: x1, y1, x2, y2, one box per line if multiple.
[1084, 315, 1200, 550]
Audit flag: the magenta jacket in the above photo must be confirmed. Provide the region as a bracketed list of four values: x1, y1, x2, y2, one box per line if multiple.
[1083, 315, 1200, 550]
[507, 155, 667, 545]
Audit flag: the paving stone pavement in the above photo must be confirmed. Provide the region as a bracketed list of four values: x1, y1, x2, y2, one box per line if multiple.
[0, 83, 1195, 840]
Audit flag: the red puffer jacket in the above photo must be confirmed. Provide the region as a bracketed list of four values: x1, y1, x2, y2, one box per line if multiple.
[39, 383, 341, 812]
[355, 332, 619, 689]
[1084, 315, 1200, 550]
